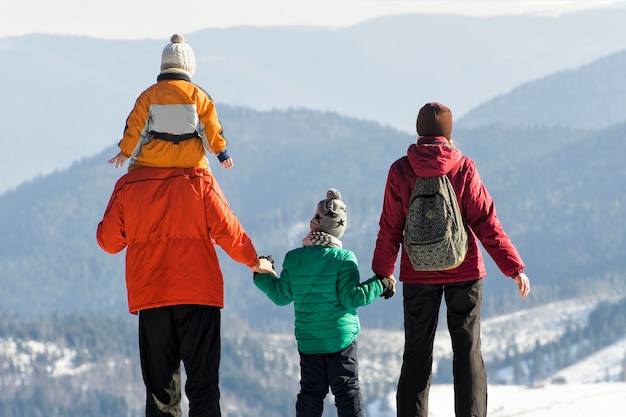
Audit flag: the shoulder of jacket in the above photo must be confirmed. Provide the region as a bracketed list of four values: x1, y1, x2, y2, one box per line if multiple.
[461, 156, 478, 175]
[339, 247, 356, 257]
[334, 248, 358, 266]
[394, 155, 410, 165]
[193, 84, 214, 100]
[389, 155, 411, 173]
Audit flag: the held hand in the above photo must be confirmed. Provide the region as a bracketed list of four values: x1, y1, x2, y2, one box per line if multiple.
[108, 152, 128, 168]
[514, 272, 531, 298]
[251, 256, 275, 275]
[221, 158, 233, 169]
[377, 275, 396, 299]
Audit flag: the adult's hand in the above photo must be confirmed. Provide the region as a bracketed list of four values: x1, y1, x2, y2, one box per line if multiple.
[514, 272, 531, 298]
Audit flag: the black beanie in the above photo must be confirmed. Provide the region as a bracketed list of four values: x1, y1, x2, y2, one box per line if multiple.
[416, 102, 453, 140]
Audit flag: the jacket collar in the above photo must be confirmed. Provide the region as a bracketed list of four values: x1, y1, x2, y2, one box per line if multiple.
[157, 72, 191, 82]
[408, 137, 463, 176]
[416, 136, 450, 146]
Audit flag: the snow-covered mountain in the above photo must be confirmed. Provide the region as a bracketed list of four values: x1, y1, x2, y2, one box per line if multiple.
[2, 293, 623, 416]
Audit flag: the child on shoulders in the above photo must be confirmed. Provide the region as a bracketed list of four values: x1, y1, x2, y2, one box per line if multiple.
[109, 34, 232, 171]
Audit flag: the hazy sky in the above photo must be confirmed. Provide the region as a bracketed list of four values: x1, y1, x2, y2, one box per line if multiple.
[1, 0, 624, 40]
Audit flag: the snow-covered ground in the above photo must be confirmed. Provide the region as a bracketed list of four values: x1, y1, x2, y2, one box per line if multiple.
[260, 293, 626, 416]
[553, 336, 626, 384]
[363, 335, 626, 416]
[367, 382, 626, 417]
[2, 294, 624, 416]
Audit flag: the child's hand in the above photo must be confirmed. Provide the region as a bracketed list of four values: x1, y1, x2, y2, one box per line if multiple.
[108, 152, 129, 168]
[377, 275, 396, 299]
[251, 256, 275, 275]
[221, 157, 233, 169]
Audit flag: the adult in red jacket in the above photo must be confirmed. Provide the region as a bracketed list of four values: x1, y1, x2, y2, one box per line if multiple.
[97, 166, 273, 417]
[372, 103, 530, 417]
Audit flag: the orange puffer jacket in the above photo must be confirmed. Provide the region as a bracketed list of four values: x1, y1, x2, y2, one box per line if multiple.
[96, 167, 258, 314]
[118, 72, 228, 170]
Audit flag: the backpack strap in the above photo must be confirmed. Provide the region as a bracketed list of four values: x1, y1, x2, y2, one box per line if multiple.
[149, 131, 200, 145]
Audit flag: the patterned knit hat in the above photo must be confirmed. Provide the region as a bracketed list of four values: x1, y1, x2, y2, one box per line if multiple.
[310, 189, 347, 239]
[416, 102, 453, 140]
[161, 33, 196, 77]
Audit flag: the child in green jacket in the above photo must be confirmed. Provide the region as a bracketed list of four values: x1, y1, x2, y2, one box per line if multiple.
[254, 188, 395, 417]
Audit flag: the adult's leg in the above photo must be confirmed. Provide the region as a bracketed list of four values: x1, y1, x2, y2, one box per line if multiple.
[139, 307, 183, 417]
[397, 283, 444, 417]
[177, 305, 222, 417]
[444, 279, 487, 417]
[296, 351, 329, 417]
[327, 341, 365, 417]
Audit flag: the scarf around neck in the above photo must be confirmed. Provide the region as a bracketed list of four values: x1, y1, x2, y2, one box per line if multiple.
[302, 231, 342, 248]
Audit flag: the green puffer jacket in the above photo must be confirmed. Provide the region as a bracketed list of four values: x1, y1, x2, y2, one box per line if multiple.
[254, 245, 384, 354]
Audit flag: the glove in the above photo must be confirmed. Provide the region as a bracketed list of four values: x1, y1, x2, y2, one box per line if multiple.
[376, 275, 395, 299]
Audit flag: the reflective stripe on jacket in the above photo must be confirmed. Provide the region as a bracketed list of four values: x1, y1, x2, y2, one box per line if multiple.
[119, 73, 227, 170]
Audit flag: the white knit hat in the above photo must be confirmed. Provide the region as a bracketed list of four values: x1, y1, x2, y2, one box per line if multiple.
[160, 33, 196, 77]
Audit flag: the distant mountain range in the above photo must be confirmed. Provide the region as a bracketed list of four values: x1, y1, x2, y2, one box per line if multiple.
[3, 9, 626, 193]
[2, 7, 626, 330]
[3, 11, 626, 417]
[459, 49, 626, 129]
[2, 105, 626, 328]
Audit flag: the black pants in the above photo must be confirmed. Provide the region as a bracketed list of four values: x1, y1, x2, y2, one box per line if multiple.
[138, 305, 221, 417]
[396, 280, 487, 417]
[296, 341, 365, 417]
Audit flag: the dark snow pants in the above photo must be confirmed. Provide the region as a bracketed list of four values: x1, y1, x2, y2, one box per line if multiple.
[138, 304, 221, 417]
[396, 280, 487, 417]
[296, 341, 365, 417]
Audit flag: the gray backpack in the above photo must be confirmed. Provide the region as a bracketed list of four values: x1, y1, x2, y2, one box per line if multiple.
[404, 175, 468, 271]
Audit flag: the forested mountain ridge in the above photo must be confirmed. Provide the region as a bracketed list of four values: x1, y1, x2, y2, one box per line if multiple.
[4, 8, 626, 193]
[1, 102, 626, 329]
[458, 49, 626, 129]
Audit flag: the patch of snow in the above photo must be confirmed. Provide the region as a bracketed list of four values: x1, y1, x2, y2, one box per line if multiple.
[367, 383, 626, 417]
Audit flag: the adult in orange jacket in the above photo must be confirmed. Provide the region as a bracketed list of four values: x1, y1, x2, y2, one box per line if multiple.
[97, 166, 273, 416]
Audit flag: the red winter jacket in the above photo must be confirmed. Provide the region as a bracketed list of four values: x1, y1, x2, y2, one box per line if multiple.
[96, 167, 258, 314]
[372, 137, 525, 285]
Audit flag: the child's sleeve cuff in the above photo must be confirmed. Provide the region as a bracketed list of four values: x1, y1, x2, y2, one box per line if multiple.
[217, 149, 231, 162]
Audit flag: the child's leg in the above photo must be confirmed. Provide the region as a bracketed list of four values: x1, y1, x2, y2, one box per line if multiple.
[296, 351, 329, 417]
[328, 341, 365, 417]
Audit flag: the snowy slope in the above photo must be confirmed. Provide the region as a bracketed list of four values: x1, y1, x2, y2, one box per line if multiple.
[552, 336, 626, 384]
[1, 294, 624, 416]
[367, 382, 626, 417]
[260, 294, 626, 416]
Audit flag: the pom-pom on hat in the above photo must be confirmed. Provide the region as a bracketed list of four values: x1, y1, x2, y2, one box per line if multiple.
[310, 189, 347, 239]
[416, 102, 453, 140]
[161, 33, 196, 77]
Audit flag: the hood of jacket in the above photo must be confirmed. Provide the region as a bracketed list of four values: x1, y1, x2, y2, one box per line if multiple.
[408, 136, 463, 177]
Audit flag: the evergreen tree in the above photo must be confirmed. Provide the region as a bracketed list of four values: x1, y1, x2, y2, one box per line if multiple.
[531, 340, 545, 384]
